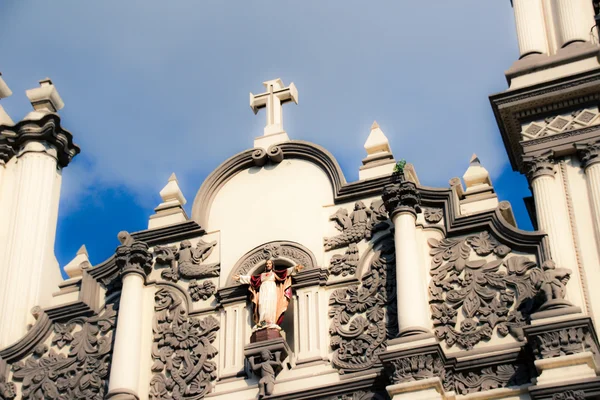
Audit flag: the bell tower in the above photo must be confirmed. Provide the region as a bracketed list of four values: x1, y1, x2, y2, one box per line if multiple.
[491, 0, 600, 337]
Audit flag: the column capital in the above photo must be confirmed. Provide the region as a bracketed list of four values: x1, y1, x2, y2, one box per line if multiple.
[1, 114, 79, 167]
[576, 141, 600, 169]
[382, 181, 422, 218]
[115, 232, 153, 280]
[524, 155, 555, 181]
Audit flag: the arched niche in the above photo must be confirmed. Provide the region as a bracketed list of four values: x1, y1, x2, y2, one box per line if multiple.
[225, 240, 318, 286]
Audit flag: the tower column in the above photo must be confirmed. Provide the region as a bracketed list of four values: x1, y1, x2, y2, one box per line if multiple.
[512, 0, 549, 57]
[553, 0, 596, 48]
[107, 234, 153, 400]
[383, 180, 430, 337]
[525, 156, 584, 310]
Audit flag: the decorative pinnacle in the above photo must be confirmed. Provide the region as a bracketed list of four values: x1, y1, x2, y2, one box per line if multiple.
[25, 78, 64, 112]
[371, 121, 380, 130]
[470, 153, 480, 165]
[0, 73, 12, 99]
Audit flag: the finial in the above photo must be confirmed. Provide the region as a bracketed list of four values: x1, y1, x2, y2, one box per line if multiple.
[371, 121, 380, 130]
[25, 77, 64, 113]
[463, 154, 493, 192]
[148, 173, 189, 229]
[0, 73, 12, 99]
[363, 121, 391, 155]
[63, 244, 91, 279]
[159, 173, 186, 206]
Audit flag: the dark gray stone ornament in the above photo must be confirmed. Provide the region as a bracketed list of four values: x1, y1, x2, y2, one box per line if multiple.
[149, 287, 219, 400]
[329, 238, 397, 373]
[552, 390, 586, 400]
[382, 181, 421, 218]
[244, 337, 290, 399]
[10, 304, 117, 400]
[324, 201, 371, 251]
[428, 231, 563, 349]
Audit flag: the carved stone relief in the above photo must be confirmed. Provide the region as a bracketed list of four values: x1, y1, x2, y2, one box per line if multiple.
[530, 327, 595, 360]
[155, 239, 220, 301]
[150, 287, 219, 399]
[326, 200, 390, 277]
[390, 354, 453, 394]
[552, 390, 586, 400]
[0, 374, 15, 400]
[453, 363, 530, 395]
[322, 391, 389, 400]
[423, 208, 443, 224]
[9, 304, 117, 399]
[521, 108, 600, 142]
[429, 231, 566, 349]
[329, 237, 397, 373]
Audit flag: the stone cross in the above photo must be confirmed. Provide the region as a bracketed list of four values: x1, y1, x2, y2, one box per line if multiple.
[250, 79, 298, 136]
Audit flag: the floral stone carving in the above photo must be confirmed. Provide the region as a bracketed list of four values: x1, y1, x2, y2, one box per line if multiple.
[11, 304, 117, 399]
[329, 243, 359, 277]
[423, 208, 443, 224]
[329, 238, 396, 373]
[188, 280, 216, 302]
[428, 231, 563, 349]
[390, 354, 453, 393]
[150, 287, 219, 399]
[454, 363, 529, 395]
[0, 374, 15, 400]
[530, 327, 595, 360]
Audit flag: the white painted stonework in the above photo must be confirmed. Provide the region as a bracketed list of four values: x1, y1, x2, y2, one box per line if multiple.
[4, 4, 600, 399]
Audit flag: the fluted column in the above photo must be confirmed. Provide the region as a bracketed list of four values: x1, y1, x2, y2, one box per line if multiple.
[513, 0, 549, 57]
[382, 181, 430, 337]
[554, 0, 596, 48]
[0, 139, 69, 347]
[577, 142, 600, 248]
[107, 234, 153, 400]
[525, 156, 584, 309]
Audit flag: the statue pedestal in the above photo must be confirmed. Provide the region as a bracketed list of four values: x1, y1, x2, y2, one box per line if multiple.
[250, 328, 282, 343]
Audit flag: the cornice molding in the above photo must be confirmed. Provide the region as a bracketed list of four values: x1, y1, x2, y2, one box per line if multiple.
[0, 113, 79, 167]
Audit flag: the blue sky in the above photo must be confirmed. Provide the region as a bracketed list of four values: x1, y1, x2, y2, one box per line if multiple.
[0, 1, 532, 270]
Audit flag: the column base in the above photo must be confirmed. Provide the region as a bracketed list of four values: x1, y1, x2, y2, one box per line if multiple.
[106, 388, 140, 400]
[398, 326, 432, 337]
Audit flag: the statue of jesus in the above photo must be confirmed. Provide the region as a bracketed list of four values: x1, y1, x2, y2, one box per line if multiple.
[233, 259, 303, 331]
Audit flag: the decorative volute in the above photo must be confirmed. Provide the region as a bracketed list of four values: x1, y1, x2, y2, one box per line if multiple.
[148, 173, 188, 229]
[63, 245, 91, 279]
[24, 78, 64, 120]
[359, 121, 396, 180]
[0, 73, 13, 125]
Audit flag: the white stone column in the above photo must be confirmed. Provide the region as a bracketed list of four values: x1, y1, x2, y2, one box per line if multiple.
[526, 156, 584, 310]
[0, 141, 63, 347]
[577, 143, 600, 250]
[219, 301, 247, 378]
[295, 286, 324, 363]
[513, 0, 549, 57]
[553, 0, 596, 48]
[383, 181, 430, 337]
[107, 237, 153, 400]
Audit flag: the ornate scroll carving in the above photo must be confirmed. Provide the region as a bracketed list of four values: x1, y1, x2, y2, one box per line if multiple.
[10, 304, 117, 400]
[552, 390, 586, 400]
[150, 287, 219, 399]
[454, 363, 529, 395]
[329, 238, 396, 373]
[324, 201, 371, 251]
[524, 156, 555, 181]
[423, 208, 443, 224]
[429, 231, 558, 349]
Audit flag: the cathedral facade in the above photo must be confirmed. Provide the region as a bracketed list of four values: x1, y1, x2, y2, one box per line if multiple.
[2, 2, 600, 399]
